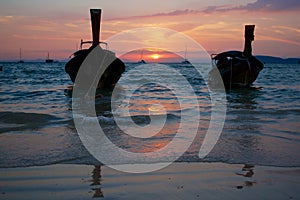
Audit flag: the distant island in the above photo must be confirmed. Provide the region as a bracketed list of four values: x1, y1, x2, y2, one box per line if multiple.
[255, 55, 300, 64]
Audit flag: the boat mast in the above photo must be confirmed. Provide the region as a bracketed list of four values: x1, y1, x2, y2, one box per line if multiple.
[140, 50, 143, 60]
[90, 9, 101, 46]
[243, 25, 255, 57]
[18, 48, 24, 63]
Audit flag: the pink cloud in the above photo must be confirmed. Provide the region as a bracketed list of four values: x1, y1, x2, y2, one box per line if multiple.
[239, 0, 300, 11]
[107, 0, 300, 21]
[203, 0, 300, 12]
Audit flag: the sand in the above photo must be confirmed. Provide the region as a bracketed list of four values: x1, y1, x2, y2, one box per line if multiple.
[1, 162, 300, 200]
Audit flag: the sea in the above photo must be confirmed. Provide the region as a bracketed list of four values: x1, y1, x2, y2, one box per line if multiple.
[0, 61, 299, 168]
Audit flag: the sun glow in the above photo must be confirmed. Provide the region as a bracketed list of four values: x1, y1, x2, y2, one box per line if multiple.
[151, 54, 160, 60]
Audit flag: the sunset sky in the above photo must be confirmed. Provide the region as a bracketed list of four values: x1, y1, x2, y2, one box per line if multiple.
[0, 0, 299, 61]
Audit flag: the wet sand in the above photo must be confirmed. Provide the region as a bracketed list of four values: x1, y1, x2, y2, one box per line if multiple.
[1, 162, 300, 200]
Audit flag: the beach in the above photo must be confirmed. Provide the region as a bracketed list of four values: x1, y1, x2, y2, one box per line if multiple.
[1, 162, 300, 200]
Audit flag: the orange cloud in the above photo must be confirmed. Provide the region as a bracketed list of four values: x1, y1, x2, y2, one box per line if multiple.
[0, 15, 14, 23]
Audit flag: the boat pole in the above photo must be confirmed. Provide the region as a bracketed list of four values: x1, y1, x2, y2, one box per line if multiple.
[90, 9, 102, 46]
[243, 25, 255, 57]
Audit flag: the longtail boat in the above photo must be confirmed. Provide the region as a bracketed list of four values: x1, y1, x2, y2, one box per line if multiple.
[65, 9, 125, 90]
[210, 25, 264, 88]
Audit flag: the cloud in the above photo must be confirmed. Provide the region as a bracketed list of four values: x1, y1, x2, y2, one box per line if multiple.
[150, 9, 197, 17]
[107, 9, 198, 21]
[239, 0, 300, 11]
[0, 15, 16, 23]
[64, 23, 78, 28]
[272, 26, 300, 34]
[109, 0, 300, 20]
[201, 0, 300, 12]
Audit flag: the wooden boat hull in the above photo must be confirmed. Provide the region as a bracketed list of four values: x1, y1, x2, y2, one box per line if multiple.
[210, 51, 264, 87]
[65, 46, 125, 90]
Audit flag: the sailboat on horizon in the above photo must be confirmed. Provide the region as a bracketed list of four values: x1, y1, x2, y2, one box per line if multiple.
[18, 48, 24, 63]
[45, 52, 54, 63]
[137, 50, 146, 64]
[181, 46, 191, 64]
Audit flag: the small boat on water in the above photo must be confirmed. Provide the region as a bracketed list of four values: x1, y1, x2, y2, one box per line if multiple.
[138, 59, 146, 64]
[181, 59, 191, 64]
[137, 50, 146, 64]
[45, 52, 54, 63]
[65, 9, 125, 90]
[18, 48, 24, 63]
[181, 47, 191, 64]
[210, 25, 264, 88]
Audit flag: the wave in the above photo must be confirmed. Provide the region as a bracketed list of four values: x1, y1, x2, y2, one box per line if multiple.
[0, 111, 62, 133]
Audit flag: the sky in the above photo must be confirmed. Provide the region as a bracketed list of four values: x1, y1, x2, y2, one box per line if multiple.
[0, 0, 299, 61]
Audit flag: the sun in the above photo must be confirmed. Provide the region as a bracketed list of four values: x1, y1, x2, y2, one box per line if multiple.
[151, 54, 160, 60]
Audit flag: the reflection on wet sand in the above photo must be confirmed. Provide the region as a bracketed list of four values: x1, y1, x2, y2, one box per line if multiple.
[1, 163, 299, 199]
[236, 164, 256, 189]
[90, 165, 104, 198]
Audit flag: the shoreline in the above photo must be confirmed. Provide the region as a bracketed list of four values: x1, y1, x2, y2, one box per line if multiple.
[1, 162, 300, 200]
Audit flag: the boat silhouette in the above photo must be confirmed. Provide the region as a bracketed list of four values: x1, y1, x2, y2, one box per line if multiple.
[65, 9, 125, 90]
[181, 46, 191, 64]
[137, 50, 146, 64]
[210, 25, 264, 88]
[45, 52, 54, 63]
[18, 48, 24, 63]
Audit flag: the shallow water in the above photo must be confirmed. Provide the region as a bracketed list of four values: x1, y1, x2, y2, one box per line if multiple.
[0, 62, 299, 167]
